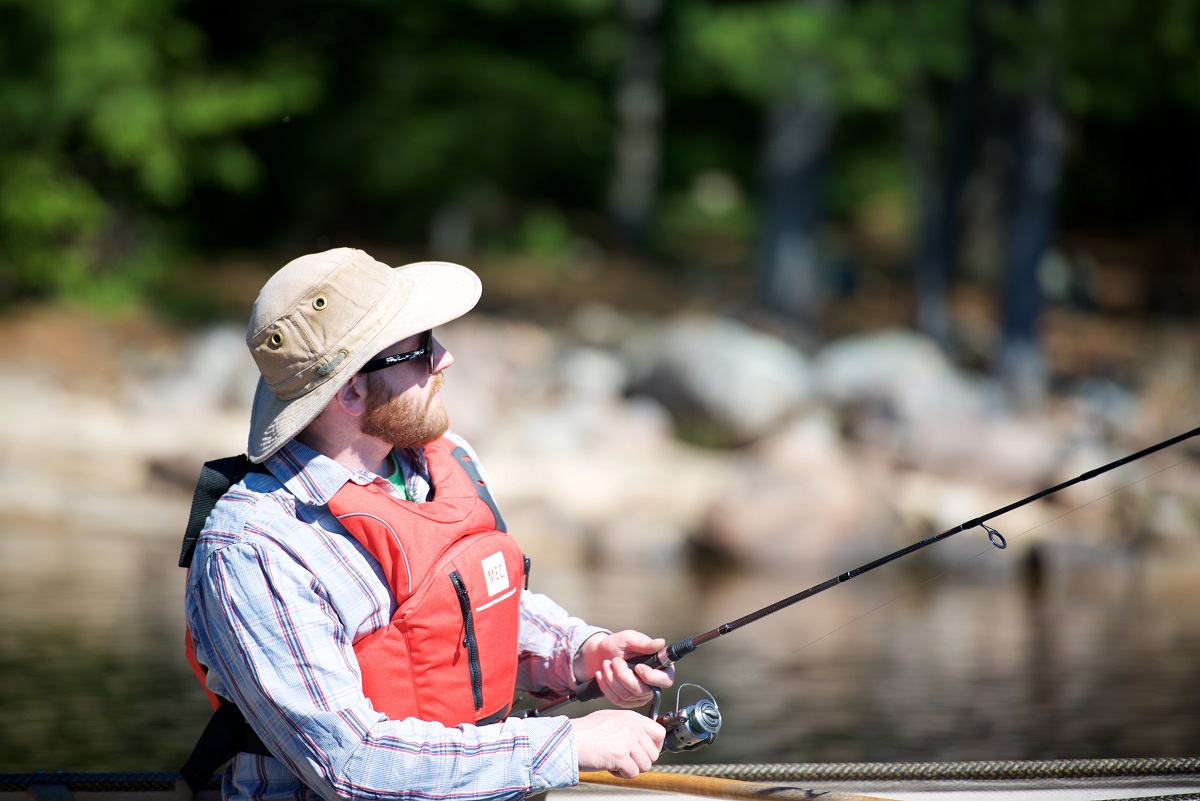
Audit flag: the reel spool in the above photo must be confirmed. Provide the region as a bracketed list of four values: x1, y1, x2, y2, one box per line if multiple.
[650, 682, 722, 752]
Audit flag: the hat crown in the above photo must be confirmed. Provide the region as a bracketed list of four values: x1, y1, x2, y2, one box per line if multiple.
[247, 248, 410, 400]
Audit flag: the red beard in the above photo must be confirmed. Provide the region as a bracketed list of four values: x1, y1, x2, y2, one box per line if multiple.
[360, 373, 450, 449]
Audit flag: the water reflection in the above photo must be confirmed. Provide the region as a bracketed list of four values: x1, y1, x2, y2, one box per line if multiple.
[2, 523, 1199, 772]
[0, 509, 212, 773]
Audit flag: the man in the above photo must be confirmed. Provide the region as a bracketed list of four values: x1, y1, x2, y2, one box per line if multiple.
[184, 248, 672, 800]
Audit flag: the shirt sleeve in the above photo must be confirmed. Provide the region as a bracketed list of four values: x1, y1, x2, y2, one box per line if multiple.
[515, 591, 609, 699]
[187, 537, 580, 801]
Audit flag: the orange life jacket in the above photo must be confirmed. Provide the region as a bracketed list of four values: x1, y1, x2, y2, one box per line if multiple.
[184, 438, 524, 727]
[329, 437, 524, 725]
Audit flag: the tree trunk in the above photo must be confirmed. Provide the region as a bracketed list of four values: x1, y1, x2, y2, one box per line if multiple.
[608, 0, 664, 250]
[906, 86, 948, 345]
[909, 0, 986, 349]
[998, 1, 1062, 409]
[756, 16, 837, 327]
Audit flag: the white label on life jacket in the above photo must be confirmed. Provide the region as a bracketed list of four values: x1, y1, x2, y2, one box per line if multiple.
[482, 551, 509, 597]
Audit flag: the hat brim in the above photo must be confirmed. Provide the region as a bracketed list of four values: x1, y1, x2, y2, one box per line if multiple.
[246, 260, 481, 463]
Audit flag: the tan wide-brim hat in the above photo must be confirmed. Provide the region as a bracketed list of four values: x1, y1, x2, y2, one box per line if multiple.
[245, 247, 481, 463]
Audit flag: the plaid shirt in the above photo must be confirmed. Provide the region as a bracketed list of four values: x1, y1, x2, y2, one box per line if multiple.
[185, 435, 605, 801]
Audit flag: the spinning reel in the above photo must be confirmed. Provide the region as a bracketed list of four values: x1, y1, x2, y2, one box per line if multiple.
[650, 682, 722, 752]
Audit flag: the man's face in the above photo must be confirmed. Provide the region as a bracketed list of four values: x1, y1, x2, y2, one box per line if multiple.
[359, 333, 450, 449]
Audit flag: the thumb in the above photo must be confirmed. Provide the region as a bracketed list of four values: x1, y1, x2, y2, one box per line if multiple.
[620, 630, 666, 655]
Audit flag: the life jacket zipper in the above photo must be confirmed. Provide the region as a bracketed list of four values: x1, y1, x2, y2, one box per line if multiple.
[450, 570, 484, 711]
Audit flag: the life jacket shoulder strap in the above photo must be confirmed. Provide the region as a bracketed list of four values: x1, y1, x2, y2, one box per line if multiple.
[449, 445, 507, 533]
[179, 455, 270, 569]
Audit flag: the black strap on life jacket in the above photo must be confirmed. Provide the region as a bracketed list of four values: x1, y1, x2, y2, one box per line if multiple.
[180, 700, 272, 791]
[178, 454, 273, 791]
[179, 454, 270, 569]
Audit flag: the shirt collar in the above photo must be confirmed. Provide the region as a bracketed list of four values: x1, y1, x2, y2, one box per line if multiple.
[263, 440, 430, 506]
[263, 439, 375, 506]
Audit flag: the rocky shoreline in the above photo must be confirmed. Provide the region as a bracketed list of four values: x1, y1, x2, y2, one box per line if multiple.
[3, 302, 1199, 602]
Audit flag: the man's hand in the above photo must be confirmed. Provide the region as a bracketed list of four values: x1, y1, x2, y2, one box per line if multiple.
[572, 709, 666, 778]
[574, 630, 675, 709]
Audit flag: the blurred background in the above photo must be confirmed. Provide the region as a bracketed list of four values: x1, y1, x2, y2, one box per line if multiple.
[2, 0, 1200, 774]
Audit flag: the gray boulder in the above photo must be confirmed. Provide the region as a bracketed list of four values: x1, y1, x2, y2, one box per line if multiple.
[626, 315, 814, 444]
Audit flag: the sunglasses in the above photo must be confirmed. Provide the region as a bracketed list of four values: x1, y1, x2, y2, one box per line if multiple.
[359, 330, 434, 374]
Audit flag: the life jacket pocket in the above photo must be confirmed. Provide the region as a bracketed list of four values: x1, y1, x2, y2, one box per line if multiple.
[353, 531, 524, 725]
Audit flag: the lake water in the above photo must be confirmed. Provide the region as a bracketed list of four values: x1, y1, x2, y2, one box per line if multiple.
[2, 508, 1199, 773]
[542, 543, 1200, 767]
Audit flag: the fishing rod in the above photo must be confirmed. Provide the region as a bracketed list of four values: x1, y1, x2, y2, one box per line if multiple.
[522, 425, 1200, 733]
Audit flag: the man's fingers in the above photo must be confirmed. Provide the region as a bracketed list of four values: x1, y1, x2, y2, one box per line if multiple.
[596, 659, 647, 706]
[634, 661, 675, 688]
[614, 720, 661, 777]
[609, 752, 647, 779]
[574, 709, 666, 777]
[607, 630, 666, 658]
[598, 657, 674, 707]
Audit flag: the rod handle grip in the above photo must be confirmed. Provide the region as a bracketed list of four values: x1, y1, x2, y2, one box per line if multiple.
[573, 638, 694, 703]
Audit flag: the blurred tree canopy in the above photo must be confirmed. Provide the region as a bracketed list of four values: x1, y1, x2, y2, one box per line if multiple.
[0, 0, 319, 302]
[0, 0, 1197, 343]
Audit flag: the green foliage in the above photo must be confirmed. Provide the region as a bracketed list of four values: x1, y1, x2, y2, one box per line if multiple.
[358, 48, 610, 199]
[0, 153, 107, 295]
[518, 207, 576, 259]
[0, 0, 1196, 311]
[683, 1, 968, 112]
[0, 0, 319, 303]
[828, 143, 911, 222]
[194, 0, 620, 250]
[1050, 0, 1200, 120]
[656, 171, 756, 271]
[672, 0, 973, 241]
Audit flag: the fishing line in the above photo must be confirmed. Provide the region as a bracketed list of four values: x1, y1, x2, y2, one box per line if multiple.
[707, 452, 1196, 697]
